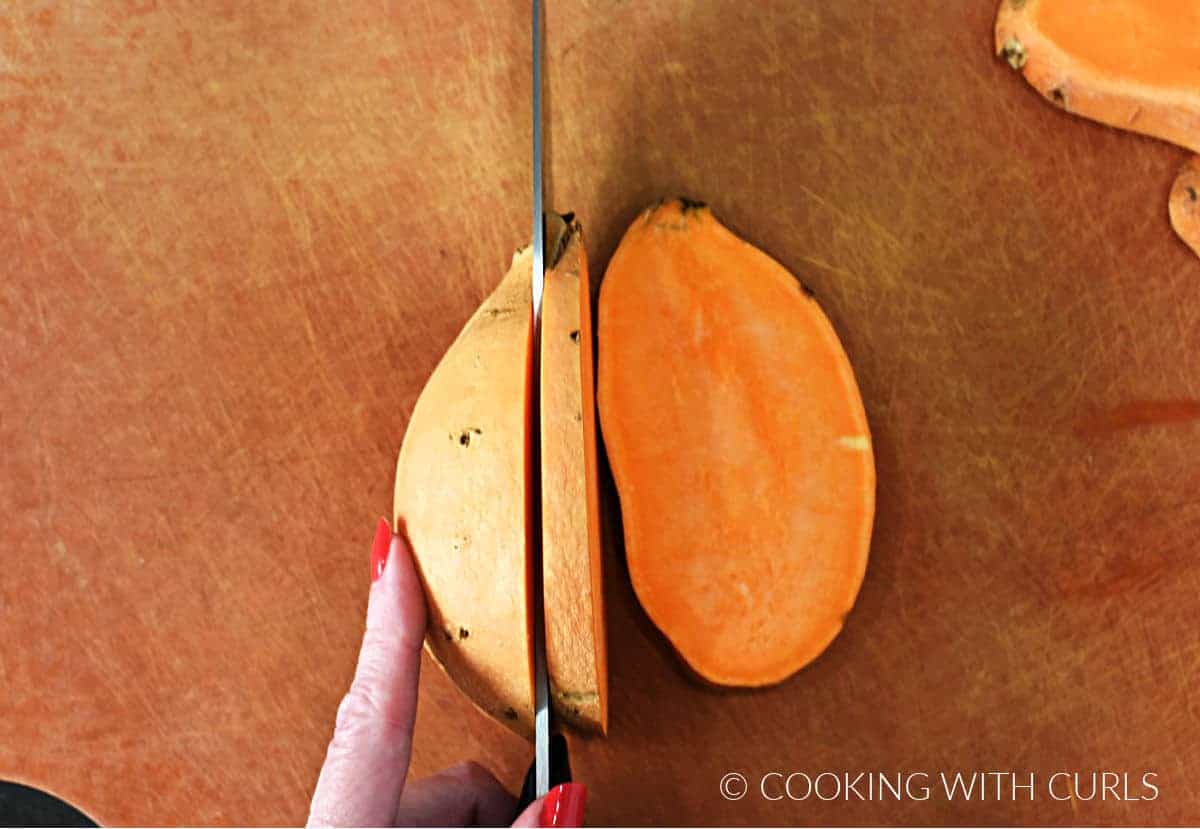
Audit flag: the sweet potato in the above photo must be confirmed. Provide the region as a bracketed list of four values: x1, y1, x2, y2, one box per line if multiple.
[995, 0, 1200, 257]
[394, 247, 535, 737]
[1169, 156, 1200, 259]
[540, 214, 608, 734]
[596, 199, 875, 687]
[394, 216, 606, 738]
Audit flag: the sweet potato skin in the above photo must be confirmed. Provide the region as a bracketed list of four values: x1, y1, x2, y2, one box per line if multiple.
[1169, 157, 1200, 258]
[394, 249, 535, 739]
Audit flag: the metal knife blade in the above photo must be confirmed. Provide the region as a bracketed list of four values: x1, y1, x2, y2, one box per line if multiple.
[529, 0, 550, 800]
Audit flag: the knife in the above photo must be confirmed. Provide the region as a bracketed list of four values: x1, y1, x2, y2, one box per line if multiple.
[514, 0, 573, 816]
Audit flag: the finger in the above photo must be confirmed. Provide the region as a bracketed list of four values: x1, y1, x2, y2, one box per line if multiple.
[392, 761, 518, 827]
[510, 795, 545, 828]
[537, 783, 587, 827]
[308, 519, 428, 827]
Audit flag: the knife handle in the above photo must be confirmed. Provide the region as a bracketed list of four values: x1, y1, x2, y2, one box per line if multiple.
[514, 733, 572, 817]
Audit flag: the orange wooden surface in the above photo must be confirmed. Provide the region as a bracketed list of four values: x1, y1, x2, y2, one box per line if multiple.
[2, 1, 1199, 825]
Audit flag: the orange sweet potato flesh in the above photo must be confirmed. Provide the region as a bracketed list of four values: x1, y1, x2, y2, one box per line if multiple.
[540, 216, 608, 733]
[995, 0, 1200, 257]
[394, 248, 535, 739]
[597, 199, 875, 687]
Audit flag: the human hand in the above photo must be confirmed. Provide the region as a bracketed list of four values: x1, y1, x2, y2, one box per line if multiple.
[307, 519, 585, 827]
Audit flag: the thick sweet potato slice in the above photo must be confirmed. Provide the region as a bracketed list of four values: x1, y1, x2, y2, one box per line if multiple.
[597, 199, 875, 687]
[995, 0, 1200, 257]
[394, 249, 534, 738]
[540, 215, 608, 734]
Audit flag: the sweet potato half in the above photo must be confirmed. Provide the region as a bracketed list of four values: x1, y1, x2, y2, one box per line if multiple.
[394, 246, 536, 736]
[394, 216, 606, 738]
[596, 199, 875, 687]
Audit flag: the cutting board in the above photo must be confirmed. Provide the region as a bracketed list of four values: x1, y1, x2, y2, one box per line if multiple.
[3, 1, 1198, 824]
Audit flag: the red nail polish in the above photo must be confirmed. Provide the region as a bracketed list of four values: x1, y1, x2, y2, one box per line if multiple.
[371, 518, 392, 582]
[541, 782, 586, 827]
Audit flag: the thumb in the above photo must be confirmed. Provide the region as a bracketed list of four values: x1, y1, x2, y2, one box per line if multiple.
[308, 519, 427, 827]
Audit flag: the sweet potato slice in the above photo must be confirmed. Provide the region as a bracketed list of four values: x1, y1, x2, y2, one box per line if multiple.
[394, 249, 534, 738]
[596, 199, 875, 687]
[1169, 156, 1200, 259]
[995, 0, 1200, 257]
[540, 215, 608, 734]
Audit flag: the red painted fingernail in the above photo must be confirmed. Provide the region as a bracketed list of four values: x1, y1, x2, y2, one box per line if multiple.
[541, 782, 586, 827]
[371, 518, 392, 582]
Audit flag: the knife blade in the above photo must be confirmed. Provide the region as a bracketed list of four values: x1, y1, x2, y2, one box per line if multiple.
[514, 7, 575, 815]
[529, 0, 551, 801]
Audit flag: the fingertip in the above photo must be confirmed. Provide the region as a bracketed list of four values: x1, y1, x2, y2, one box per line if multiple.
[394, 532, 429, 647]
[541, 783, 586, 827]
[367, 523, 427, 649]
[371, 517, 392, 582]
[511, 794, 545, 828]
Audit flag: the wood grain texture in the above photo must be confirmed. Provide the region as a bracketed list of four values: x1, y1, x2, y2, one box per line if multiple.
[1, 0, 1197, 825]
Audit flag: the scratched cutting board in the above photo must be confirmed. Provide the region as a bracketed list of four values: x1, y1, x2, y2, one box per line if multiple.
[2, 1, 1198, 825]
